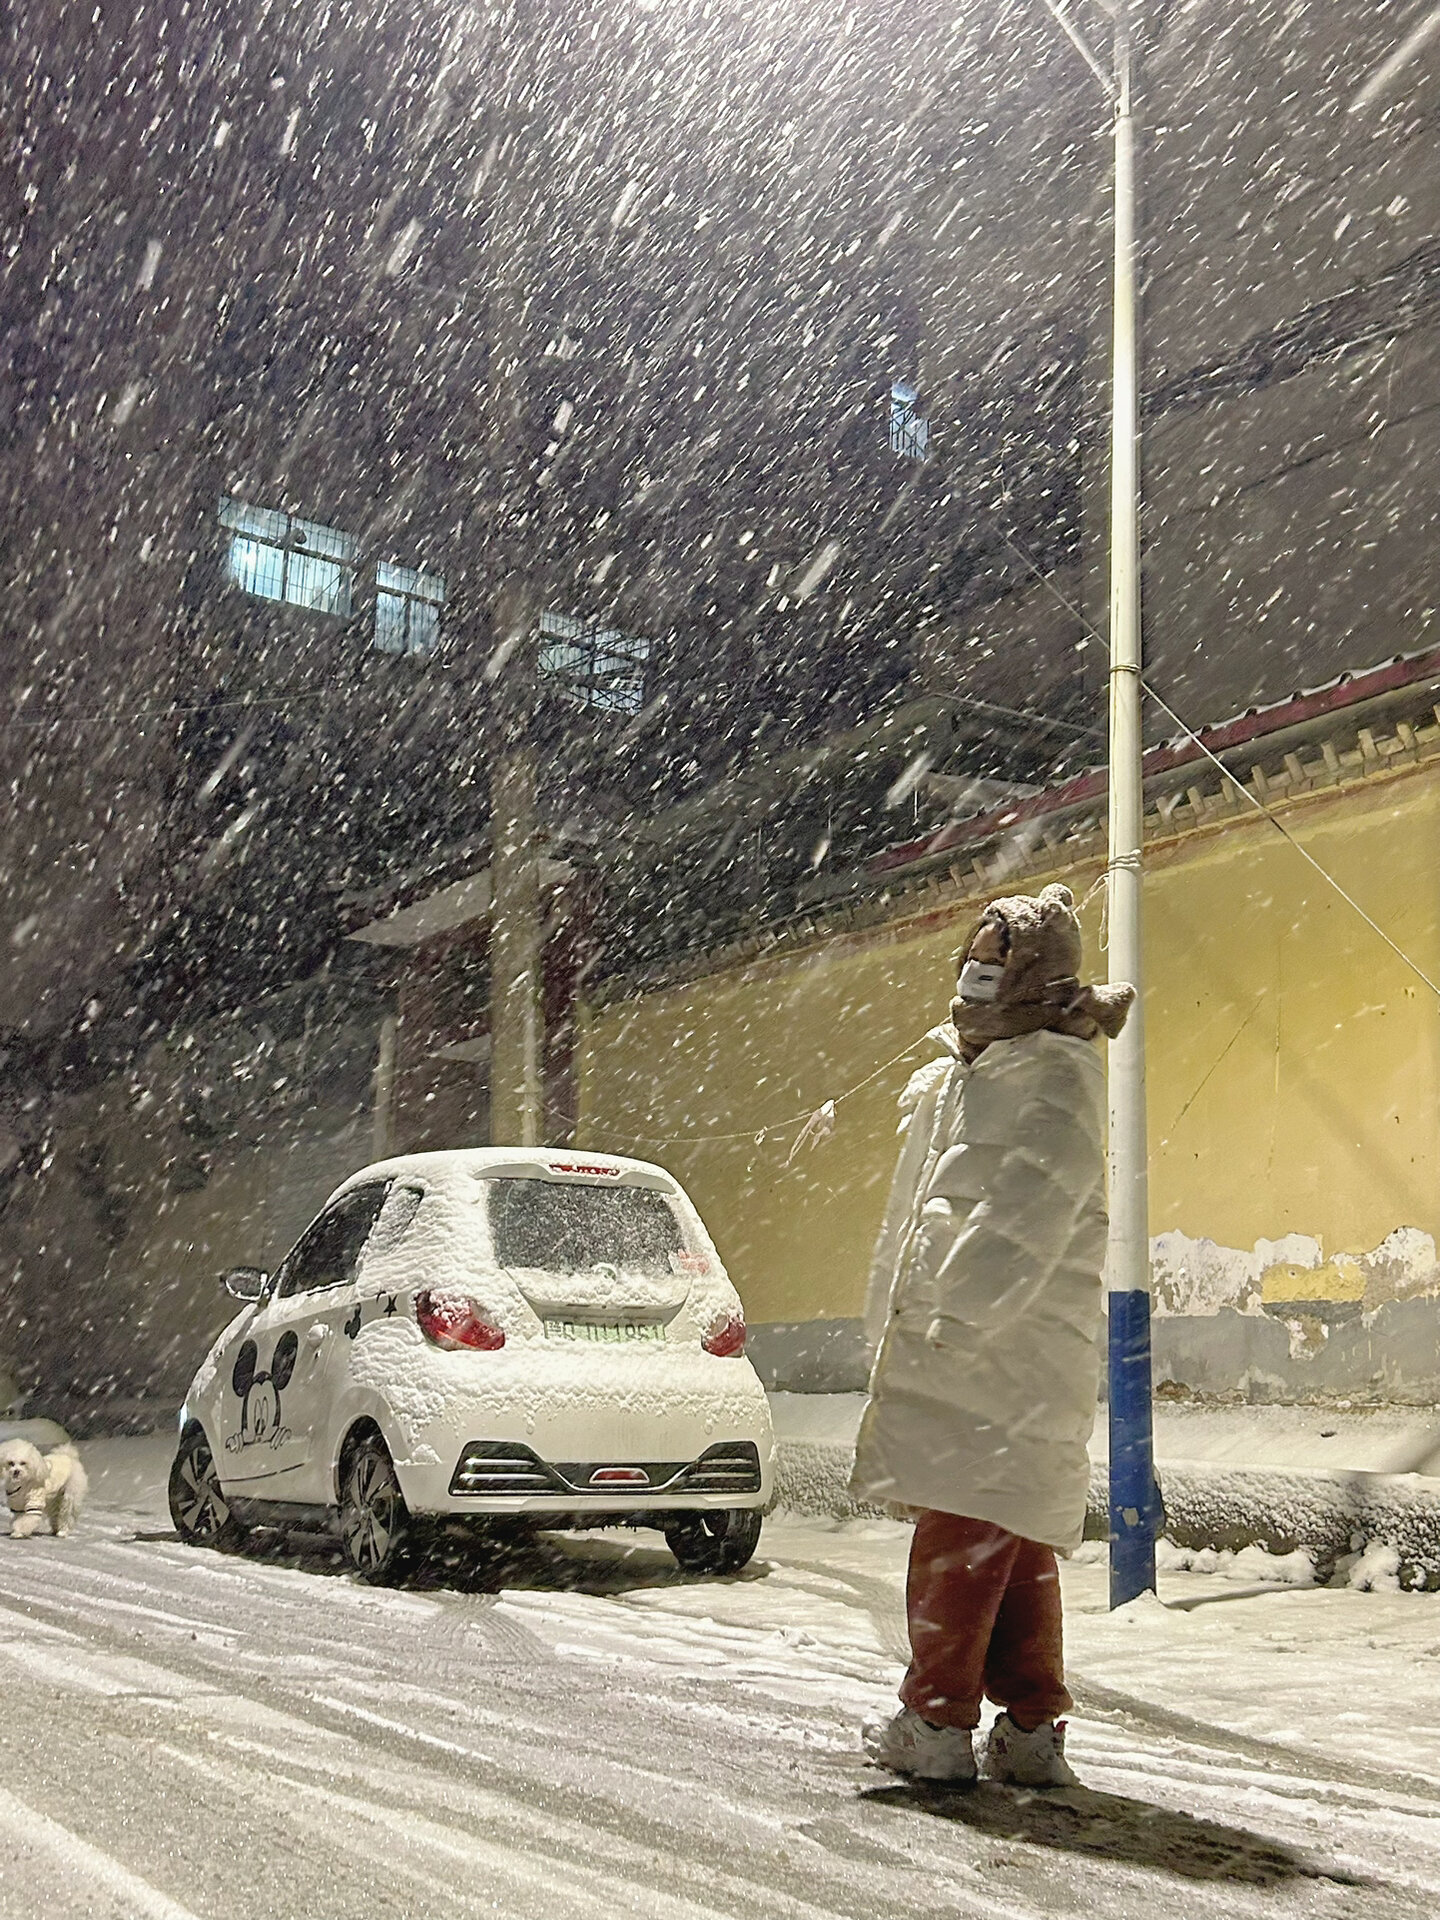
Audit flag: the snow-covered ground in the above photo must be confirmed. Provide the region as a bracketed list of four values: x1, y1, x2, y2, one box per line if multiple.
[0, 1436, 1437, 1916]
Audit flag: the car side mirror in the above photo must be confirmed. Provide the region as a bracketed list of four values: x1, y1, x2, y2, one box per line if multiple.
[222, 1266, 269, 1301]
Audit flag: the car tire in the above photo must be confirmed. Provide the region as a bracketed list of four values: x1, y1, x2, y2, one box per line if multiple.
[663, 1507, 763, 1575]
[338, 1433, 419, 1584]
[168, 1428, 247, 1551]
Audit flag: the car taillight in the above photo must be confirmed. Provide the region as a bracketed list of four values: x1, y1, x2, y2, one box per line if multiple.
[415, 1289, 505, 1351]
[702, 1312, 746, 1358]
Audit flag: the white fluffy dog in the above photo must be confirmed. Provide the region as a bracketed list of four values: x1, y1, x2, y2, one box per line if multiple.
[1, 1439, 88, 1538]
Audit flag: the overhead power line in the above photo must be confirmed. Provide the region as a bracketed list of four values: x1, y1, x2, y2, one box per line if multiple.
[1001, 532, 1440, 1003]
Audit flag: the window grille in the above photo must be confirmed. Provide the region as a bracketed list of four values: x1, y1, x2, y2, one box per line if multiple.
[889, 381, 930, 460]
[374, 560, 445, 656]
[220, 497, 356, 615]
[538, 609, 650, 716]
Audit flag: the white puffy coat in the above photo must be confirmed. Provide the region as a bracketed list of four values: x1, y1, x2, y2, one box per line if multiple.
[850, 1027, 1108, 1553]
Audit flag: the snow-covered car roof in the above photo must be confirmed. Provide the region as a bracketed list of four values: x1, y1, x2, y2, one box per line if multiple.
[326, 1147, 682, 1210]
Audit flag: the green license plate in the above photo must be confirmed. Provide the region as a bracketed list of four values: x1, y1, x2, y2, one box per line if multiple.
[543, 1319, 664, 1343]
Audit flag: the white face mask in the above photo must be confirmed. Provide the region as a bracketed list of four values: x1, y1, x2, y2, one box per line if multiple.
[957, 959, 1006, 1004]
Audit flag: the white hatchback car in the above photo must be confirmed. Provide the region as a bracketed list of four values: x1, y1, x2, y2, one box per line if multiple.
[168, 1148, 775, 1581]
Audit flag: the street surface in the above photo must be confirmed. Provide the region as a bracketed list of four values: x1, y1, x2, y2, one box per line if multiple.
[0, 1439, 1438, 1917]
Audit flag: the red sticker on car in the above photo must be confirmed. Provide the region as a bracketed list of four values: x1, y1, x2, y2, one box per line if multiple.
[669, 1251, 712, 1275]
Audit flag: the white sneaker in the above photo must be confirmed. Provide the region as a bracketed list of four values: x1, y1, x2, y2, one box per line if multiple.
[981, 1712, 1080, 1788]
[863, 1708, 977, 1784]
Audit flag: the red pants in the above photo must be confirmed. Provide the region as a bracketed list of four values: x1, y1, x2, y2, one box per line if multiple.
[899, 1510, 1072, 1731]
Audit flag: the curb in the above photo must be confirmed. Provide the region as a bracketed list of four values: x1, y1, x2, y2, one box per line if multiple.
[1105, 1461, 1440, 1588]
[771, 1438, 889, 1521]
[773, 1438, 1440, 1587]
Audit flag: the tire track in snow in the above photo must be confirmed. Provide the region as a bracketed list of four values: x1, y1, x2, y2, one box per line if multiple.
[0, 1529, 554, 1674]
[0, 1785, 203, 1920]
[0, 1543, 947, 1919]
[155, 1740, 758, 1920]
[749, 1551, 913, 1659]
[0, 1540, 1108, 1920]
[1, 1520, 1433, 1916]
[152, 1721, 1066, 1920]
[1069, 1674, 1440, 1812]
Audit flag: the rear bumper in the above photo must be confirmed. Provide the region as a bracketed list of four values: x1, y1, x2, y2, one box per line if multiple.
[395, 1434, 773, 1516]
[375, 1343, 775, 1516]
[418, 1496, 769, 1520]
[450, 1437, 762, 1501]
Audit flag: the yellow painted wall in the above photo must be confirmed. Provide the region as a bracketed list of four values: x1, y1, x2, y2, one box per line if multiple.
[576, 764, 1440, 1325]
[577, 901, 1023, 1325]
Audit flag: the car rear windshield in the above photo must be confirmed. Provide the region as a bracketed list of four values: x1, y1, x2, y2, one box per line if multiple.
[486, 1178, 685, 1276]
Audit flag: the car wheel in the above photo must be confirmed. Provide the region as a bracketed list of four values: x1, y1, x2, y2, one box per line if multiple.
[339, 1434, 418, 1584]
[168, 1428, 247, 1551]
[663, 1508, 763, 1575]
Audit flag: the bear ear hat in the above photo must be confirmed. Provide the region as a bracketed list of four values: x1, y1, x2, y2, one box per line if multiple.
[1038, 883, 1076, 912]
[1081, 981, 1137, 1036]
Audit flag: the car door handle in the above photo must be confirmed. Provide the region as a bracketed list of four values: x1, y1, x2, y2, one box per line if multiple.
[305, 1323, 329, 1349]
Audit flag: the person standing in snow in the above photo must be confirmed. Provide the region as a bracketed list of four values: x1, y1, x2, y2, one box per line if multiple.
[854, 883, 1134, 1789]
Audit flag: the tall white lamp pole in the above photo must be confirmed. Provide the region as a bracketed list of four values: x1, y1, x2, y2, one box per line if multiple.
[1038, 0, 1156, 1605]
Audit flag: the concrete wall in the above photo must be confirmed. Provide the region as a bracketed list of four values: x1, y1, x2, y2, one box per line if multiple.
[576, 753, 1440, 1400]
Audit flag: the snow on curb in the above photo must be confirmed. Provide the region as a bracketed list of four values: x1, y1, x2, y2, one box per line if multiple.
[771, 1438, 1440, 1586]
[771, 1439, 888, 1520]
[1111, 1460, 1440, 1587]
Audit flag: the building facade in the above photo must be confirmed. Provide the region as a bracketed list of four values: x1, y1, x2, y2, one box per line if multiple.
[577, 651, 1440, 1403]
[3, 0, 1437, 1414]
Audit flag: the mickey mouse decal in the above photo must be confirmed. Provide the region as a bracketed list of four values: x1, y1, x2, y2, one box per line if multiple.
[342, 1295, 398, 1339]
[225, 1331, 299, 1452]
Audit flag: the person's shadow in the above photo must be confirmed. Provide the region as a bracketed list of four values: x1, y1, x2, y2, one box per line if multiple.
[861, 1779, 1368, 1888]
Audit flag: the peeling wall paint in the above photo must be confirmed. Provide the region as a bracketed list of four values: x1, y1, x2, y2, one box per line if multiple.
[1151, 1228, 1440, 1319]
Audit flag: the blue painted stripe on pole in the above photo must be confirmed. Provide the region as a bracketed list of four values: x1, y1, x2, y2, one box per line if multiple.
[1108, 1287, 1158, 1608]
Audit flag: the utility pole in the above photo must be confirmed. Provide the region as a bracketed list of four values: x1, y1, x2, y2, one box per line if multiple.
[1102, 3, 1157, 1608]
[489, 676, 544, 1148]
[371, 1012, 398, 1162]
[483, 2, 546, 1151]
[1034, 0, 1157, 1604]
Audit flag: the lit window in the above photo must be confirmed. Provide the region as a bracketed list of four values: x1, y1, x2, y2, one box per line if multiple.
[374, 560, 445, 656]
[220, 497, 356, 615]
[889, 380, 930, 460]
[538, 610, 650, 716]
